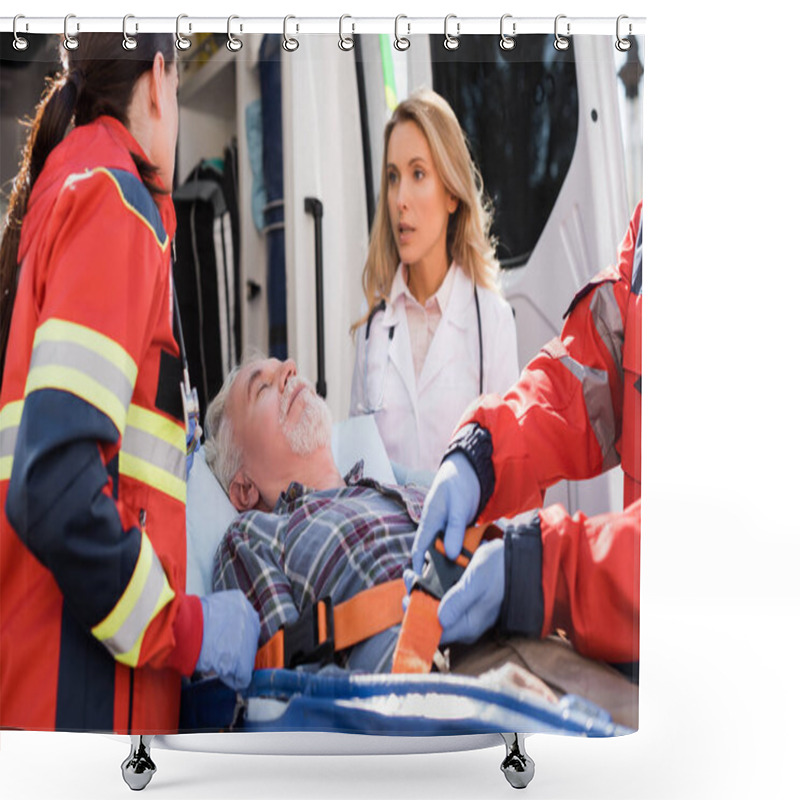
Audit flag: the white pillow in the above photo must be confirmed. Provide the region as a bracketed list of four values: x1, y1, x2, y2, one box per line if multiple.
[185, 447, 238, 596]
[185, 415, 398, 596]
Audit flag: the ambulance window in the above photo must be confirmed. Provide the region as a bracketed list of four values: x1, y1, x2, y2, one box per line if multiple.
[431, 35, 579, 268]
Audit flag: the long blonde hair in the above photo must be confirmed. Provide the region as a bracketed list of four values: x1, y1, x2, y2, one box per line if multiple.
[353, 89, 499, 333]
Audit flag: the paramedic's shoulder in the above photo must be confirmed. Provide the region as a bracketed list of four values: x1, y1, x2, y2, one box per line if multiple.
[57, 166, 170, 254]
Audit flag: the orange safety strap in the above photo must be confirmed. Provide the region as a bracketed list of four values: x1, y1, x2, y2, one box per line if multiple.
[391, 525, 489, 674]
[255, 578, 406, 670]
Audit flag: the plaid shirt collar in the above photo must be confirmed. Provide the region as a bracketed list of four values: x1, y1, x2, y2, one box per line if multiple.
[274, 460, 365, 512]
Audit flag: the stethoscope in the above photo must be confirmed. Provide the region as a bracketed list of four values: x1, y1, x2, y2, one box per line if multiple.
[358, 285, 484, 415]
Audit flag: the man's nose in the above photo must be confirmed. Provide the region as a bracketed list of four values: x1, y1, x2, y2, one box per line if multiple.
[279, 359, 297, 392]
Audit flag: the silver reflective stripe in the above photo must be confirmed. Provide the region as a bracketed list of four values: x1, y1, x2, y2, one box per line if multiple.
[590, 282, 625, 381]
[0, 422, 18, 460]
[0, 401, 24, 480]
[102, 549, 168, 660]
[560, 355, 620, 470]
[29, 338, 135, 414]
[121, 426, 185, 485]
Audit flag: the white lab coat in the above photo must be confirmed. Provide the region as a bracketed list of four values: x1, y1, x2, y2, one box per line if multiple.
[349, 264, 519, 473]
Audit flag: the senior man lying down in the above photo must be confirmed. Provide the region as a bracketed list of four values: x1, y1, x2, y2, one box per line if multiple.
[204, 354, 640, 691]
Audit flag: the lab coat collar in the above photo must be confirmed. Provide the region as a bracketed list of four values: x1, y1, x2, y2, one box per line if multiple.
[444, 265, 479, 331]
[384, 261, 461, 328]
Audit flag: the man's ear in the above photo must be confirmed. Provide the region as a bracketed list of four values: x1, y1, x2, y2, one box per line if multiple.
[148, 51, 166, 118]
[229, 470, 261, 512]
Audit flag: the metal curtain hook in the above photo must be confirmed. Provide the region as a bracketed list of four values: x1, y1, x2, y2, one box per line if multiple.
[444, 14, 460, 51]
[394, 15, 410, 51]
[122, 15, 138, 51]
[500, 13, 516, 51]
[176, 14, 191, 51]
[283, 15, 299, 52]
[339, 14, 355, 51]
[227, 15, 243, 52]
[554, 14, 570, 51]
[13, 15, 29, 51]
[615, 15, 632, 52]
[64, 14, 79, 51]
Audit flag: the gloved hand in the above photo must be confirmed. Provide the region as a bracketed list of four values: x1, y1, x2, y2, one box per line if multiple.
[185, 415, 201, 476]
[196, 590, 260, 691]
[411, 452, 481, 575]
[438, 539, 505, 645]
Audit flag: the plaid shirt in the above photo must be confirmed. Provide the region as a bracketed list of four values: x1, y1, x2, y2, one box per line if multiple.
[212, 462, 426, 673]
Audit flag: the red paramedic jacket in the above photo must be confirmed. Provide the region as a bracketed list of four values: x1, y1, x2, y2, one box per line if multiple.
[0, 117, 202, 733]
[462, 202, 643, 663]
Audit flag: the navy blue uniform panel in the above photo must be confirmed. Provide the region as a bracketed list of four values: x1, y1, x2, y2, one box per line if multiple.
[107, 168, 167, 247]
[6, 389, 142, 627]
[55, 603, 116, 731]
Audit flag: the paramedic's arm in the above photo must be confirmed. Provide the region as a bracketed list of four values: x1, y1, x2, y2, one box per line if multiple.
[413, 205, 639, 567]
[460, 206, 640, 524]
[5, 172, 200, 676]
[439, 501, 640, 664]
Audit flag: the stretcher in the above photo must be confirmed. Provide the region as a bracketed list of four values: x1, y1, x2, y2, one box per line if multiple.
[119, 420, 636, 791]
[122, 661, 632, 790]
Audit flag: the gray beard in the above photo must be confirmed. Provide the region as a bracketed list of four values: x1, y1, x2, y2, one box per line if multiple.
[279, 376, 332, 456]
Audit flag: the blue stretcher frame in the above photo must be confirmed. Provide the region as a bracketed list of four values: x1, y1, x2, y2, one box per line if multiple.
[179, 667, 632, 740]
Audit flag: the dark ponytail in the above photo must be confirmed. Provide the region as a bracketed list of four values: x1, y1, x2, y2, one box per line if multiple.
[0, 32, 175, 380]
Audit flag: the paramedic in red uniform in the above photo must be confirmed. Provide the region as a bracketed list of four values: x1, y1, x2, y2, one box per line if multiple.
[0, 33, 259, 733]
[411, 202, 643, 667]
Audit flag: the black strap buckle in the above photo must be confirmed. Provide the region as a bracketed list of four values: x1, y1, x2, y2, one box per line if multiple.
[411, 533, 472, 601]
[282, 597, 335, 668]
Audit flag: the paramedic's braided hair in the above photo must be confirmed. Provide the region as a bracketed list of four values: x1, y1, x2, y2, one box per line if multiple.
[0, 32, 174, 382]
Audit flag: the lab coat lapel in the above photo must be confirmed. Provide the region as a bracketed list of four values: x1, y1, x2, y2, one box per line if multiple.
[383, 299, 418, 412]
[418, 266, 474, 395]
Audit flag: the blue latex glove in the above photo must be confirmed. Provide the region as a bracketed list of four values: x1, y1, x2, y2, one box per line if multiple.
[411, 451, 481, 575]
[438, 539, 505, 645]
[185, 415, 201, 476]
[196, 590, 260, 691]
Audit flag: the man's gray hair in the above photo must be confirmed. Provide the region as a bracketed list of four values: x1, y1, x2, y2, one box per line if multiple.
[204, 350, 265, 493]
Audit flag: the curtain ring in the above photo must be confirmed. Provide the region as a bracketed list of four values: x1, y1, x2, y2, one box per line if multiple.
[122, 15, 138, 51]
[283, 15, 299, 52]
[227, 15, 243, 52]
[64, 14, 79, 51]
[553, 14, 570, 51]
[339, 14, 355, 51]
[443, 14, 460, 51]
[394, 15, 410, 51]
[12, 15, 29, 51]
[176, 14, 191, 51]
[499, 14, 516, 51]
[615, 15, 632, 52]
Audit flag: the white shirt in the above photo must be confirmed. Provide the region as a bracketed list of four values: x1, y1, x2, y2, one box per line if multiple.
[398, 263, 457, 380]
[349, 263, 520, 474]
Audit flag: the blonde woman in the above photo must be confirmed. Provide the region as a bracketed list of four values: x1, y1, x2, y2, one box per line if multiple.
[349, 89, 518, 475]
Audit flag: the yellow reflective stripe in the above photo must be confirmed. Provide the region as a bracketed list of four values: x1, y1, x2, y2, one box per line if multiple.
[25, 319, 138, 434]
[25, 364, 128, 434]
[120, 405, 187, 503]
[34, 318, 138, 386]
[0, 401, 24, 480]
[126, 405, 184, 448]
[91, 531, 175, 667]
[119, 452, 186, 504]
